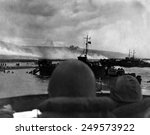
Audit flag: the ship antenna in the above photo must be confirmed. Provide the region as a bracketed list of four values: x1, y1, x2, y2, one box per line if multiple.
[84, 35, 91, 58]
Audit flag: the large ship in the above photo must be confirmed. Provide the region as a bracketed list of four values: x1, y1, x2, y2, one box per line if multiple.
[30, 36, 143, 86]
[100, 50, 150, 67]
[77, 35, 105, 79]
[32, 35, 109, 79]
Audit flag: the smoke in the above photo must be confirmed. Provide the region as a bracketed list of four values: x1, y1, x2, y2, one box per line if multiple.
[0, 46, 39, 57]
[0, 0, 150, 58]
[87, 54, 107, 59]
[28, 46, 108, 59]
[0, 40, 39, 57]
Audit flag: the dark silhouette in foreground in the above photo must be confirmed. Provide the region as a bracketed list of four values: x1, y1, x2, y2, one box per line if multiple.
[111, 75, 150, 118]
[38, 60, 116, 118]
[0, 104, 14, 118]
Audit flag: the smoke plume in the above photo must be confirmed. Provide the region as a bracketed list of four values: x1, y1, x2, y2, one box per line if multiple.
[0, 0, 150, 58]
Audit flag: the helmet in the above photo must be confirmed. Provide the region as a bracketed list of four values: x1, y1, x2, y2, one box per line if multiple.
[111, 75, 143, 103]
[48, 60, 96, 97]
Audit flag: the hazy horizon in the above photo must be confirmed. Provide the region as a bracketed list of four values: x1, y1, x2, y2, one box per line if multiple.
[0, 0, 150, 57]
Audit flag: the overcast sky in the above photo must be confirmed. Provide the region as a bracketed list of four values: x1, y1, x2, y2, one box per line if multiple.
[0, 0, 150, 57]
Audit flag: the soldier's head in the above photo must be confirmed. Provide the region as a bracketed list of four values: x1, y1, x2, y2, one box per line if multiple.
[111, 75, 143, 103]
[48, 60, 96, 97]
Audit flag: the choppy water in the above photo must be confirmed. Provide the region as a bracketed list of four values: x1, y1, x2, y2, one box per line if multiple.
[0, 67, 150, 98]
[0, 68, 48, 98]
[124, 67, 150, 90]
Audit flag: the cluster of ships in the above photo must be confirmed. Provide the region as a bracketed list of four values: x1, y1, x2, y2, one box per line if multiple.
[0, 36, 148, 86]
[29, 36, 146, 86]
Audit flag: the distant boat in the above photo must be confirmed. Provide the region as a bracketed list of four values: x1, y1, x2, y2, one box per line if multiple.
[100, 50, 150, 67]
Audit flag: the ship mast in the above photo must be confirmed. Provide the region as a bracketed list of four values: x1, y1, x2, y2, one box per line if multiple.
[129, 49, 131, 58]
[128, 49, 136, 58]
[133, 50, 136, 58]
[84, 35, 91, 58]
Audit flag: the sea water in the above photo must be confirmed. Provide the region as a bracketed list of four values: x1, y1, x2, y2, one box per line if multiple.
[0, 67, 150, 99]
[0, 66, 148, 118]
[0, 68, 48, 98]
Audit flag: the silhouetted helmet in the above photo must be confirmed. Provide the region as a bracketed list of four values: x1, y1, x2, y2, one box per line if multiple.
[48, 60, 96, 97]
[110, 75, 143, 103]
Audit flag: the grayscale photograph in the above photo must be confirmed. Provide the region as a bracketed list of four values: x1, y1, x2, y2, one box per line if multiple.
[0, 0, 150, 118]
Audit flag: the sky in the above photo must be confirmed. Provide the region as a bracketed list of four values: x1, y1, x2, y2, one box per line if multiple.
[0, 0, 150, 57]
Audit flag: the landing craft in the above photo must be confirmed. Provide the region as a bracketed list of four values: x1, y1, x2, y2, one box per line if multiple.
[28, 36, 107, 80]
[0, 36, 147, 118]
[31, 36, 138, 79]
[29, 35, 144, 85]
